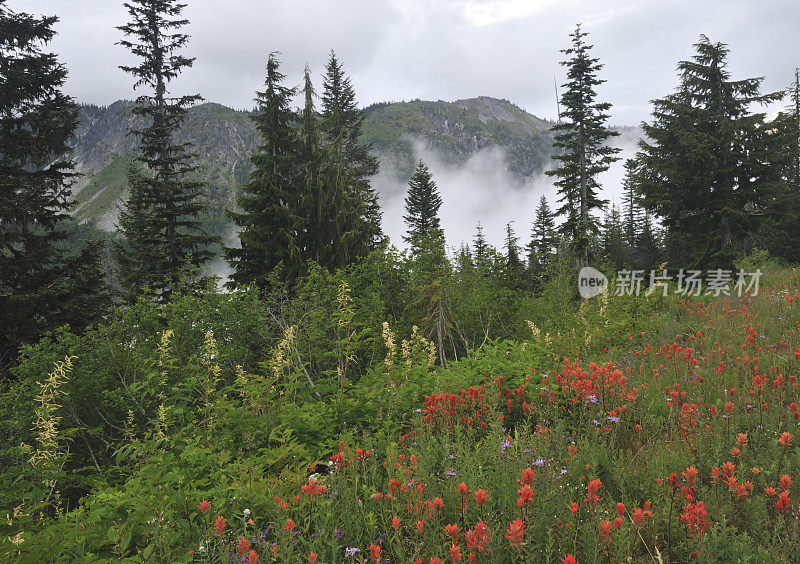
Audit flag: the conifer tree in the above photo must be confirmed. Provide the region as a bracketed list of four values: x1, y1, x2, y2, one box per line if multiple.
[620, 159, 643, 246]
[296, 65, 367, 272]
[600, 205, 628, 271]
[226, 53, 298, 289]
[546, 24, 620, 269]
[321, 51, 384, 247]
[403, 160, 443, 251]
[527, 195, 556, 271]
[636, 36, 783, 267]
[115, 0, 214, 298]
[473, 222, 488, 265]
[0, 1, 108, 371]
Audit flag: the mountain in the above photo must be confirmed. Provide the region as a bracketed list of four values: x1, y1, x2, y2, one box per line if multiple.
[68, 96, 559, 235]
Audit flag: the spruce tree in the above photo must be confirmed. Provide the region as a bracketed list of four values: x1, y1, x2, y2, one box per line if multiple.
[403, 160, 443, 250]
[546, 24, 620, 269]
[296, 65, 367, 272]
[527, 195, 556, 271]
[600, 205, 628, 271]
[115, 0, 213, 298]
[620, 159, 643, 247]
[226, 53, 298, 289]
[0, 1, 108, 371]
[321, 51, 384, 247]
[473, 222, 488, 265]
[636, 36, 783, 268]
[504, 221, 525, 288]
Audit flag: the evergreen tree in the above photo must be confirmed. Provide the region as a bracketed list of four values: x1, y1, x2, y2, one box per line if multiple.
[527, 195, 556, 272]
[296, 65, 368, 272]
[504, 221, 525, 288]
[546, 24, 620, 269]
[758, 69, 800, 262]
[403, 160, 443, 251]
[600, 205, 628, 271]
[0, 1, 108, 371]
[636, 36, 783, 268]
[635, 214, 661, 272]
[226, 53, 298, 288]
[321, 51, 384, 247]
[620, 158, 643, 246]
[115, 0, 214, 299]
[472, 222, 488, 266]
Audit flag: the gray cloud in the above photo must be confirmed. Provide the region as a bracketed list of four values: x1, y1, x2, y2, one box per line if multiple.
[10, 0, 800, 122]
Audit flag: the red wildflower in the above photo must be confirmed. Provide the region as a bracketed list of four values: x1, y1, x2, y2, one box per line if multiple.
[246, 550, 258, 564]
[444, 523, 460, 543]
[614, 517, 623, 529]
[520, 467, 536, 485]
[779, 474, 792, 490]
[237, 536, 252, 555]
[570, 502, 578, 515]
[616, 502, 625, 516]
[778, 431, 793, 448]
[214, 515, 227, 537]
[667, 472, 679, 491]
[631, 508, 646, 526]
[308, 552, 317, 564]
[682, 466, 698, 485]
[449, 543, 462, 562]
[369, 544, 382, 563]
[765, 486, 777, 497]
[721, 461, 736, 478]
[198, 500, 211, 513]
[517, 484, 534, 507]
[562, 554, 578, 564]
[585, 478, 602, 505]
[505, 519, 525, 546]
[391, 516, 401, 530]
[416, 519, 424, 533]
[775, 490, 791, 513]
[284, 518, 296, 531]
[679, 501, 710, 535]
[431, 558, 442, 564]
[301, 477, 327, 497]
[465, 522, 490, 552]
[737, 433, 747, 449]
[474, 488, 488, 506]
[599, 519, 612, 541]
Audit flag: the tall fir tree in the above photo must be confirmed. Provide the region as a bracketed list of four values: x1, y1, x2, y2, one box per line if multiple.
[226, 53, 298, 289]
[296, 65, 368, 272]
[527, 195, 556, 273]
[321, 51, 384, 247]
[504, 221, 525, 288]
[403, 160, 443, 251]
[472, 222, 488, 266]
[600, 205, 628, 271]
[758, 69, 800, 262]
[619, 158, 643, 247]
[546, 24, 620, 269]
[115, 0, 214, 299]
[0, 1, 108, 372]
[636, 36, 783, 268]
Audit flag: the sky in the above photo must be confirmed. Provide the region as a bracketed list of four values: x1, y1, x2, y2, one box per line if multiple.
[9, 0, 800, 251]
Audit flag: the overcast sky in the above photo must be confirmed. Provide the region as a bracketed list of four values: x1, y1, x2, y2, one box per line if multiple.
[10, 0, 800, 125]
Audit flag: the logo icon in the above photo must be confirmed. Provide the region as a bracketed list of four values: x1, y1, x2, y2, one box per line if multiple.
[578, 266, 608, 299]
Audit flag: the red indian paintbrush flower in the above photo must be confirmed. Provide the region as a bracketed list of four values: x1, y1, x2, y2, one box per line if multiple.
[214, 515, 227, 537]
[284, 518, 296, 531]
[308, 552, 317, 564]
[236, 536, 252, 555]
[775, 490, 791, 513]
[198, 500, 211, 513]
[391, 516, 401, 530]
[517, 484, 534, 507]
[505, 518, 525, 546]
[444, 523, 460, 543]
[449, 543, 462, 562]
[520, 467, 536, 485]
[585, 478, 602, 505]
[779, 474, 792, 490]
[778, 431, 793, 448]
[562, 554, 578, 564]
[369, 544, 382, 563]
[474, 488, 488, 506]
